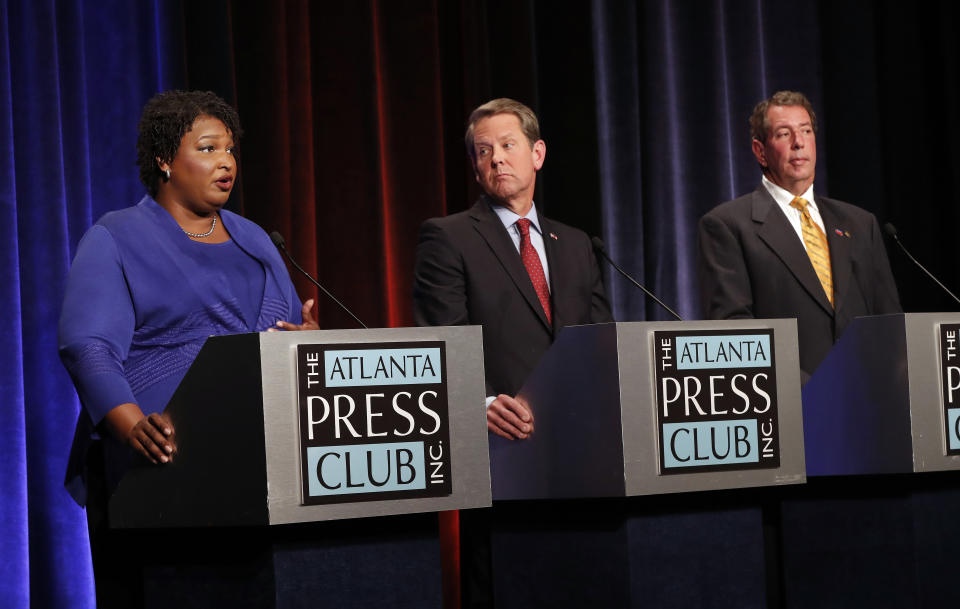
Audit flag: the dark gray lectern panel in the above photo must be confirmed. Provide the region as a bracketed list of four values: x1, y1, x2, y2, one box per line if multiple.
[110, 333, 269, 528]
[802, 314, 912, 475]
[489, 323, 625, 499]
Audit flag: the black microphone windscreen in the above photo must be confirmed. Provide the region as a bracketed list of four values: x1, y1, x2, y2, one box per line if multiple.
[269, 231, 286, 248]
[883, 223, 898, 238]
[591, 236, 607, 253]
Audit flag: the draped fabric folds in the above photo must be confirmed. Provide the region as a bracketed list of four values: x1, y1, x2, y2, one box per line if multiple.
[0, 0, 181, 605]
[591, 0, 826, 320]
[589, 0, 960, 319]
[2, 0, 960, 607]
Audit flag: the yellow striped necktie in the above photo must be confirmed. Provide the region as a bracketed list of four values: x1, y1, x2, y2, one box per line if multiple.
[790, 197, 834, 307]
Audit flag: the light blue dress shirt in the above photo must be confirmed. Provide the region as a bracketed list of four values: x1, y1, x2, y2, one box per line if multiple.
[486, 202, 552, 408]
[490, 201, 551, 291]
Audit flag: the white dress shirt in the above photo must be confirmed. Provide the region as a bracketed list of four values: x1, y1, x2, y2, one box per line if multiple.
[762, 175, 826, 250]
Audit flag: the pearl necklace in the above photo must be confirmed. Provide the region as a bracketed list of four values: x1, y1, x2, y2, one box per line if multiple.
[183, 214, 217, 238]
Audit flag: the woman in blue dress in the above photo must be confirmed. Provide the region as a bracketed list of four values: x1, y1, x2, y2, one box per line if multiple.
[59, 90, 317, 607]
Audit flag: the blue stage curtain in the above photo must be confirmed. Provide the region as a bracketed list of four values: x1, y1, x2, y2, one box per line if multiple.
[588, 0, 960, 321]
[590, 0, 826, 321]
[4, 0, 960, 606]
[0, 0, 181, 606]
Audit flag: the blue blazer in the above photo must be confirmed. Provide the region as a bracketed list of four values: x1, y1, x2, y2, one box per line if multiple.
[59, 195, 302, 504]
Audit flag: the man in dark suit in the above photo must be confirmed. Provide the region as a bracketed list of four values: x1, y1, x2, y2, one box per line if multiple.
[414, 97, 612, 440]
[413, 98, 612, 609]
[699, 90, 901, 379]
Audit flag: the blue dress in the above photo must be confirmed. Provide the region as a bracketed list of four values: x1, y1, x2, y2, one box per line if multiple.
[59, 195, 303, 504]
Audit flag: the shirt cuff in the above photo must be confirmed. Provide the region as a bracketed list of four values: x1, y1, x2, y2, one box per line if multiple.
[485, 395, 496, 409]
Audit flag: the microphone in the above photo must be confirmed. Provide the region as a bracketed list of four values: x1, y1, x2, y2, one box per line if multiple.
[270, 231, 368, 329]
[591, 237, 684, 321]
[883, 223, 960, 306]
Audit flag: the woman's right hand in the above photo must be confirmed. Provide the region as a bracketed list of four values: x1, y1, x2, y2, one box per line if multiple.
[104, 403, 177, 464]
[273, 298, 320, 332]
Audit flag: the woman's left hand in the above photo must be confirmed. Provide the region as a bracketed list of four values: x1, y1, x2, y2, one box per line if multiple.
[273, 299, 320, 331]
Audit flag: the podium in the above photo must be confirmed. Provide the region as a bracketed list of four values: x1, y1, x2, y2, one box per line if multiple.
[108, 326, 490, 608]
[487, 320, 805, 608]
[779, 313, 960, 608]
[802, 313, 960, 475]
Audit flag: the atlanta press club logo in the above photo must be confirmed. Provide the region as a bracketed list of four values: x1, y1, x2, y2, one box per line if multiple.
[296, 341, 453, 505]
[653, 329, 781, 474]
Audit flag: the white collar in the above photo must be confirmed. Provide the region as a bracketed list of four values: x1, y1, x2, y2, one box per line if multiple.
[491, 201, 543, 234]
[761, 175, 816, 211]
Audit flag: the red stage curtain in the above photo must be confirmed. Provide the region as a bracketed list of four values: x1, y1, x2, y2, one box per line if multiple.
[225, 0, 460, 331]
[180, 2, 500, 606]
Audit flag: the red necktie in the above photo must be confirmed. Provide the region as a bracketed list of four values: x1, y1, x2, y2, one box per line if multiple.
[515, 218, 552, 325]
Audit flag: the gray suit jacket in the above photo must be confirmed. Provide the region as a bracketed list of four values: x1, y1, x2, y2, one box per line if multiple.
[698, 185, 902, 377]
[413, 197, 613, 397]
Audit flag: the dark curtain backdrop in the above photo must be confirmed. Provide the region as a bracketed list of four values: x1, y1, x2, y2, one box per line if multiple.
[3, 0, 959, 606]
[0, 0, 185, 606]
[184, 0, 960, 326]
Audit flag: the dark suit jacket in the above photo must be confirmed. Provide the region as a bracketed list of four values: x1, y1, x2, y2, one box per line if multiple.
[698, 185, 901, 377]
[413, 197, 613, 397]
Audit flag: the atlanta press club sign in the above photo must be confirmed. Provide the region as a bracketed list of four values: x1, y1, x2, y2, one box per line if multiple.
[296, 341, 453, 505]
[653, 329, 781, 474]
[939, 324, 960, 455]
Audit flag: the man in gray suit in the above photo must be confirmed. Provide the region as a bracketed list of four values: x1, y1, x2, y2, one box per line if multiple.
[699, 90, 901, 379]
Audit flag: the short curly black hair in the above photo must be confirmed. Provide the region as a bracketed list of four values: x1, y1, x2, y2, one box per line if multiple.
[136, 90, 243, 197]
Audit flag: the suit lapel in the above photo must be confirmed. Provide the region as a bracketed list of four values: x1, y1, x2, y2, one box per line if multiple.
[752, 186, 834, 315]
[469, 199, 553, 332]
[818, 197, 853, 313]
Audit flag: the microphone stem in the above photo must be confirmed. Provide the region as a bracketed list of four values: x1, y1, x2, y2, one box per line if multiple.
[893, 237, 960, 306]
[595, 248, 683, 321]
[279, 244, 369, 329]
